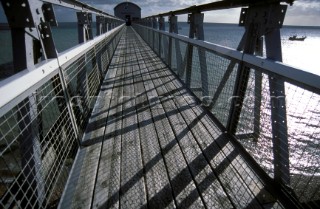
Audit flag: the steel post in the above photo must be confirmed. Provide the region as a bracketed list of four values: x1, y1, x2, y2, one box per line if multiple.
[266, 28, 290, 185]
[168, 15, 177, 68]
[158, 17, 165, 58]
[186, 12, 207, 94]
[0, 0, 55, 206]
[77, 12, 93, 43]
[226, 3, 289, 185]
[96, 15, 105, 36]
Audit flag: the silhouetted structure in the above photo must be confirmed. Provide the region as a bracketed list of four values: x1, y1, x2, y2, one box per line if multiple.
[114, 2, 141, 26]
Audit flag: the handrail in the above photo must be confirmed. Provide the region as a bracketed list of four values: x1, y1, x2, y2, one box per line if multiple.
[42, 0, 122, 21]
[0, 0, 125, 208]
[145, 0, 294, 18]
[0, 26, 124, 118]
[134, 20, 320, 207]
[139, 25, 320, 95]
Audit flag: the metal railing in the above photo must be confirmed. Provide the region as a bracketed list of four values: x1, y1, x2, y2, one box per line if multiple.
[0, 0, 124, 208]
[134, 0, 320, 206]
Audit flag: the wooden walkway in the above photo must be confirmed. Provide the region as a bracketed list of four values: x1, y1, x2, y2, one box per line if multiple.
[59, 27, 284, 209]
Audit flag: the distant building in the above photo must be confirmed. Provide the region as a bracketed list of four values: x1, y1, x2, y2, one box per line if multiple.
[114, 2, 141, 26]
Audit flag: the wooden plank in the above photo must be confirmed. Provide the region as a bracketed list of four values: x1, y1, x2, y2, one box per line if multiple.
[133, 27, 276, 208]
[133, 28, 232, 208]
[155, 59, 264, 208]
[58, 143, 101, 209]
[149, 65, 235, 208]
[135, 34, 205, 208]
[119, 28, 147, 208]
[153, 51, 279, 207]
[133, 33, 176, 208]
[58, 38, 122, 208]
[143, 53, 234, 208]
[92, 30, 127, 209]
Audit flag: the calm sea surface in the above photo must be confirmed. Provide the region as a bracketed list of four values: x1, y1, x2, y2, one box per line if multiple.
[1, 22, 320, 75]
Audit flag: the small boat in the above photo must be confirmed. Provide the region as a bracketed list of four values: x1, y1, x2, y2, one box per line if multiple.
[289, 35, 307, 41]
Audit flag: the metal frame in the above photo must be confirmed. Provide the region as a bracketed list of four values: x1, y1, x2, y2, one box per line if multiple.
[135, 15, 320, 204]
[134, 24, 320, 92]
[144, 0, 294, 18]
[41, 0, 122, 21]
[0, 26, 124, 117]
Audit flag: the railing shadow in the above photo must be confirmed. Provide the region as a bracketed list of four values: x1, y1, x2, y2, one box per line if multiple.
[70, 27, 280, 209]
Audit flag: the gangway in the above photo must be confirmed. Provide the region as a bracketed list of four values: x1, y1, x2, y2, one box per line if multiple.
[0, 0, 319, 208]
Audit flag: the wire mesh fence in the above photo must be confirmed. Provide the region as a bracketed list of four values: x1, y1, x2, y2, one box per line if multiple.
[0, 24, 124, 209]
[134, 24, 320, 205]
[0, 75, 78, 208]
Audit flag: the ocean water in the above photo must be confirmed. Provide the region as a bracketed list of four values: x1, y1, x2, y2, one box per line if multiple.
[177, 22, 320, 75]
[1, 22, 319, 75]
[1, 23, 320, 72]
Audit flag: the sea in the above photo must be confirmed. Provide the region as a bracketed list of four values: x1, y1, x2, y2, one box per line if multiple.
[0, 22, 320, 182]
[1, 22, 320, 75]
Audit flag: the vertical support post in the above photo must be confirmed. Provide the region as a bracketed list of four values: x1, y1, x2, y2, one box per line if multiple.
[76, 12, 92, 131]
[107, 18, 111, 31]
[168, 15, 178, 68]
[152, 17, 158, 29]
[105, 18, 108, 32]
[77, 12, 93, 43]
[159, 16, 165, 31]
[2, 1, 43, 207]
[40, 3, 79, 144]
[185, 12, 207, 94]
[169, 15, 178, 33]
[158, 16, 165, 57]
[95, 16, 105, 76]
[266, 28, 290, 185]
[253, 37, 263, 140]
[96, 15, 105, 36]
[148, 17, 154, 47]
[152, 17, 158, 50]
[226, 4, 289, 185]
[185, 13, 194, 85]
[0, 0, 82, 207]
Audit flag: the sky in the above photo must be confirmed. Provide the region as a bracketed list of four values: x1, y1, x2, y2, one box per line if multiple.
[0, 0, 319, 26]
